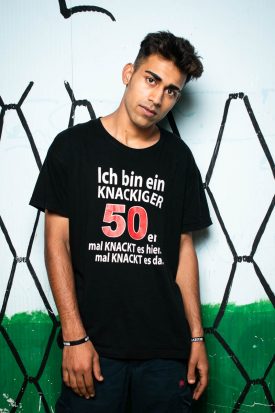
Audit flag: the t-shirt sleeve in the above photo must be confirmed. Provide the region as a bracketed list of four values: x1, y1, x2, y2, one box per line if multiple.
[181, 151, 212, 233]
[29, 135, 69, 217]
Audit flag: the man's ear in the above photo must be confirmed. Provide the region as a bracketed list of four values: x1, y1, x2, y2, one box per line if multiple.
[122, 63, 134, 86]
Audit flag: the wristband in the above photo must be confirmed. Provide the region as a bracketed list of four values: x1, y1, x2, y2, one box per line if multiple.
[191, 336, 205, 343]
[63, 335, 90, 347]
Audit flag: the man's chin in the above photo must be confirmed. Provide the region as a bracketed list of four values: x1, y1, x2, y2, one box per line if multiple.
[132, 115, 159, 130]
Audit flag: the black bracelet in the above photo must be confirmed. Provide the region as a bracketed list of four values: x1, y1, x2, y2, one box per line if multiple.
[63, 335, 90, 347]
[191, 336, 205, 342]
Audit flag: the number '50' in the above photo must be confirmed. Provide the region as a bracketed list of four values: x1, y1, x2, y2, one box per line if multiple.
[101, 203, 148, 240]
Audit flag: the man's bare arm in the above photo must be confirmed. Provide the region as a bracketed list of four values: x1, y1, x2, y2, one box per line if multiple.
[45, 210, 103, 398]
[175, 232, 208, 400]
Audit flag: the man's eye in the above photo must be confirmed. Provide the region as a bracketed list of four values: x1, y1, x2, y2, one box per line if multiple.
[167, 88, 177, 98]
[146, 77, 156, 85]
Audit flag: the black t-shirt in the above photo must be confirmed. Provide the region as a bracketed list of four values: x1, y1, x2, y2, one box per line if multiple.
[30, 118, 212, 360]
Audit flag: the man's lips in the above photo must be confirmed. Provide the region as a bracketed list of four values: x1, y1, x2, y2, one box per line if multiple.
[139, 105, 157, 117]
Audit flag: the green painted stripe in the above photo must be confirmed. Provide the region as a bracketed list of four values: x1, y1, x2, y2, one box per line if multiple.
[1, 302, 274, 412]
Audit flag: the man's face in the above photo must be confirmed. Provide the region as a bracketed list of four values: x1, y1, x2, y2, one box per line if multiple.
[122, 54, 187, 130]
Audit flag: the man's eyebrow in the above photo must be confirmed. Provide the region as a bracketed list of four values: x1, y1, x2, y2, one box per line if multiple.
[165, 84, 181, 92]
[145, 70, 162, 81]
[145, 70, 181, 91]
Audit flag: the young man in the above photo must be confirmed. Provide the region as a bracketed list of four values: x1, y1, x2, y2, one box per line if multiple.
[30, 31, 212, 413]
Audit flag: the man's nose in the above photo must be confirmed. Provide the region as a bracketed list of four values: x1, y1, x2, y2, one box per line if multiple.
[149, 87, 164, 106]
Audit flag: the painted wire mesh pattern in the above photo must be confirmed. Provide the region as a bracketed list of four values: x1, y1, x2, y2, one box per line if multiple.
[0, 84, 274, 412]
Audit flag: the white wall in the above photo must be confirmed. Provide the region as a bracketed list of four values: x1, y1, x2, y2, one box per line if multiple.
[0, 0, 274, 315]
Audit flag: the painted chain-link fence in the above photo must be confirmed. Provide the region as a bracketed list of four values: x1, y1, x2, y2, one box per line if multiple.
[0, 80, 274, 412]
[1, 1, 275, 412]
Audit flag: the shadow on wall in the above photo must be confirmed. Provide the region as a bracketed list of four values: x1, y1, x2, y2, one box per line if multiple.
[158, 87, 198, 135]
[193, 227, 211, 249]
[1, 78, 274, 411]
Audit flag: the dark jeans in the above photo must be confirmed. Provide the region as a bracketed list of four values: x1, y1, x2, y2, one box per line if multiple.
[55, 357, 192, 413]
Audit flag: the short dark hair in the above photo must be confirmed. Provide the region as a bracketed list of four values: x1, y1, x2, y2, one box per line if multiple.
[134, 31, 203, 83]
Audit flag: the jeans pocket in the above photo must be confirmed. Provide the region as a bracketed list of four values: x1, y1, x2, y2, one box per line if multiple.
[168, 386, 193, 413]
[55, 396, 73, 413]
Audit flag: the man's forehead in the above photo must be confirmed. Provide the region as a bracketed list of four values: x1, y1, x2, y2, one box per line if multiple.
[138, 54, 186, 87]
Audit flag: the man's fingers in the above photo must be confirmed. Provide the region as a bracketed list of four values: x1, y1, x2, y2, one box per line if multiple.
[62, 368, 69, 387]
[193, 377, 207, 400]
[75, 372, 90, 399]
[68, 371, 82, 397]
[93, 354, 104, 382]
[193, 381, 202, 400]
[193, 369, 208, 400]
[83, 369, 95, 397]
[61, 344, 102, 398]
[187, 360, 196, 384]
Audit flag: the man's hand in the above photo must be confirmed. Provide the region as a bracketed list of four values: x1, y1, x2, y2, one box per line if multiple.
[62, 340, 104, 399]
[187, 342, 208, 400]
[45, 211, 104, 398]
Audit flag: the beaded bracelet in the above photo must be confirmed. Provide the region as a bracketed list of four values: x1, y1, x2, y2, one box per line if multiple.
[191, 336, 205, 342]
[63, 335, 90, 347]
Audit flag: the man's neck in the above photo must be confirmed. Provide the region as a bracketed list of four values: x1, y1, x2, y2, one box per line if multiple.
[101, 105, 160, 149]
